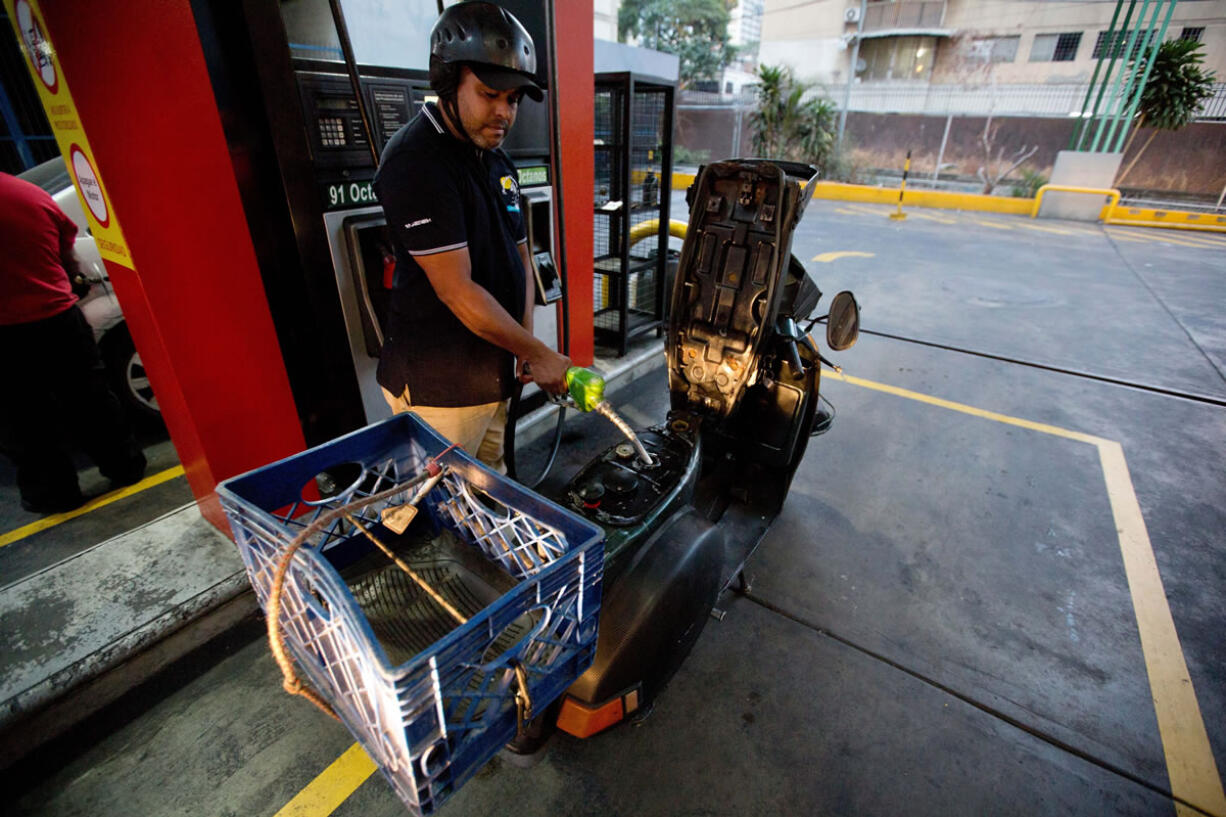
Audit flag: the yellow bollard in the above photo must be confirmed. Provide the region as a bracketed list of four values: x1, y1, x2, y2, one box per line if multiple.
[890, 150, 910, 220]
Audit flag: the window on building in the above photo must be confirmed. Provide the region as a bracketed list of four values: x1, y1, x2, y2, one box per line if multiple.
[1030, 32, 1082, 62]
[1093, 29, 1153, 59]
[859, 36, 938, 81]
[1179, 27, 1204, 43]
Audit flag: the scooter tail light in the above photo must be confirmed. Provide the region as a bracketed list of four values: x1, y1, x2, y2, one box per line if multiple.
[556, 694, 625, 738]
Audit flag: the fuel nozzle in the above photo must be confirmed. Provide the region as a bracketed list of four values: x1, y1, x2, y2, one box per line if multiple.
[564, 366, 606, 413]
[557, 368, 653, 467]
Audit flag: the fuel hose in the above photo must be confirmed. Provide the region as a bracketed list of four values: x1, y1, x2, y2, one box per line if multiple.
[505, 0, 570, 489]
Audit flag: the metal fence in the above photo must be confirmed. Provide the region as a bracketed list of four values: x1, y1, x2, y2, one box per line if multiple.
[680, 82, 1226, 122]
[844, 81, 1226, 121]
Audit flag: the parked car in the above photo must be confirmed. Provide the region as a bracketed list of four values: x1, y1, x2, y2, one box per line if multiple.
[17, 158, 160, 424]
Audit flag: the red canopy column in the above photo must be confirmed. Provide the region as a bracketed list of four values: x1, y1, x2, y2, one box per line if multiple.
[31, 0, 306, 531]
[553, 0, 595, 366]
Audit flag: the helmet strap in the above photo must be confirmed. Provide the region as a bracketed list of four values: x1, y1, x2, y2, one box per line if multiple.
[440, 94, 479, 149]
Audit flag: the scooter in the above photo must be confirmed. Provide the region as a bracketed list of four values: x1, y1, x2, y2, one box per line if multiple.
[515, 158, 860, 744]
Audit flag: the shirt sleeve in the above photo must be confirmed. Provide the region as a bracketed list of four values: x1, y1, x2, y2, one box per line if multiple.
[377, 152, 468, 257]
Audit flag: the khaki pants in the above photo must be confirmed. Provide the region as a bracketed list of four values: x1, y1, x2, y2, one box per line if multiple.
[382, 386, 509, 474]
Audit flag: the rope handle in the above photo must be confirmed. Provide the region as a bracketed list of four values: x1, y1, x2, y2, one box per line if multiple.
[512, 660, 533, 736]
[266, 446, 457, 719]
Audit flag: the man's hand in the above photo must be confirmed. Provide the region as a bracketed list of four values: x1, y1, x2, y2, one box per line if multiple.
[416, 246, 571, 393]
[520, 347, 572, 395]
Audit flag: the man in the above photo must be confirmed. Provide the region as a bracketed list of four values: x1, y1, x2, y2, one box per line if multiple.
[0, 171, 146, 514]
[374, 1, 570, 473]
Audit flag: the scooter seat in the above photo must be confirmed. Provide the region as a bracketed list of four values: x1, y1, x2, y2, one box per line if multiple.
[667, 159, 817, 417]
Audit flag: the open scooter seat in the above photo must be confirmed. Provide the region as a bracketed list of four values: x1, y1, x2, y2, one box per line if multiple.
[667, 159, 818, 418]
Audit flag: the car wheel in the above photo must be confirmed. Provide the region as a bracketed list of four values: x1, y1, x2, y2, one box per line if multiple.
[101, 324, 161, 425]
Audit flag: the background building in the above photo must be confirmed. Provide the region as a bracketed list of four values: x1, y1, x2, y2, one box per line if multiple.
[758, 0, 1226, 119]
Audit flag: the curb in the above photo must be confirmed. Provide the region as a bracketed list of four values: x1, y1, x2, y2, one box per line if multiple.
[671, 171, 1225, 231]
[0, 505, 254, 769]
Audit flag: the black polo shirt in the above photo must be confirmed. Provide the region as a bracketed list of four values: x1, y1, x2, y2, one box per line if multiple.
[373, 102, 528, 407]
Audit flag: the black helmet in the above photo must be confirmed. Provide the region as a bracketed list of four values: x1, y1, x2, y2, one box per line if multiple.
[430, 2, 543, 102]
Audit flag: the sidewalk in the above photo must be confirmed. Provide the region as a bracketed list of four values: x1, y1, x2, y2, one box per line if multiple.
[0, 338, 665, 768]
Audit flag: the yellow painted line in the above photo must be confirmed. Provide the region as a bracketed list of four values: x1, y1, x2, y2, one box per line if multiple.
[1107, 228, 1226, 250]
[1108, 229, 1225, 251]
[1186, 232, 1226, 247]
[825, 369, 1226, 817]
[272, 742, 375, 817]
[813, 251, 875, 263]
[1096, 443, 1226, 817]
[907, 211, 957, 224]
[971, 219, 1014, 230]
[0, 465, 186, 549]
[1014, 222, 1076, 236]
[1046, 225, 1105, 237]
[843, 203, 891, 217]
[826, 371, 1105, 444]
[834, 207, 861, 216]
[1105, 231, 1151, 244]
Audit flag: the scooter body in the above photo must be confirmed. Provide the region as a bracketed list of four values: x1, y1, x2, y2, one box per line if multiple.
[541, 159, 859, 738]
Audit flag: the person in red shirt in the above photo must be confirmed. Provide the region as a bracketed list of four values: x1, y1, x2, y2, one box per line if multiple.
[0, 171, 145, 514]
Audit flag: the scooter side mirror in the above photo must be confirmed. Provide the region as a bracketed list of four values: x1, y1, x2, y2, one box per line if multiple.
[826, 291, 860, 351]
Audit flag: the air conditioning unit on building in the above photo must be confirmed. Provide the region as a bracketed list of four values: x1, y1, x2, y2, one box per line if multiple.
[844, 6, 861, 23]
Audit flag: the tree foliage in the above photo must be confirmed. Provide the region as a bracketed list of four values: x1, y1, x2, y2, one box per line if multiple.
[1131, 38, 1216, 131]
[749, 65, 837, 170]
[1117, 38, 1217, 184]
[618, 0, 737, 86]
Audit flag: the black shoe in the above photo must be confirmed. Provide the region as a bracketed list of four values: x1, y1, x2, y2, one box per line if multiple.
[107, 468, 146, 489]
[21, 492, 88, 515]
[102, 457, 147, 489]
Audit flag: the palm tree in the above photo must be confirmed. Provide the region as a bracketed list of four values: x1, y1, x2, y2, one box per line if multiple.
[1116, 38, 1216, 185]
[749, 65, 836, 170]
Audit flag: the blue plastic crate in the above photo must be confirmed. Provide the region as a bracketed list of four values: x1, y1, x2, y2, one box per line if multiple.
[216, 413, 604, 816]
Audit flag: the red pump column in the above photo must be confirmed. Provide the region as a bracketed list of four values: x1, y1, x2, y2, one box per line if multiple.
[553, 1, 595, 367]
[14, 0, 306, 532]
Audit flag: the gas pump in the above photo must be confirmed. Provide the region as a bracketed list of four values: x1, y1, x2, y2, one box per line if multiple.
[192, 0, 567, 440]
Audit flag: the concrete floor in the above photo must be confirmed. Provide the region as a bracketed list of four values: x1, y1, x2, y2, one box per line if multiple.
[5, 200, 1225, 816]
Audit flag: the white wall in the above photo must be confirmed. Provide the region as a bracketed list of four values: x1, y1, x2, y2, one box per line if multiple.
[594, 0, 618, 42]
[758, 37, 852, 87]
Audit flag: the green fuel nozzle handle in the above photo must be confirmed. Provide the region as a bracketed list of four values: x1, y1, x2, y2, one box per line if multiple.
[564, 367, 606, 413]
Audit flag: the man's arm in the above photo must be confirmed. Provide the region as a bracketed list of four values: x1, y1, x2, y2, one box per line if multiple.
[416, 246, 570, 393]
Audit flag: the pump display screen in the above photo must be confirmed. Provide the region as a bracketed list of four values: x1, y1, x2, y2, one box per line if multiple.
[317, 97, 354, 112]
